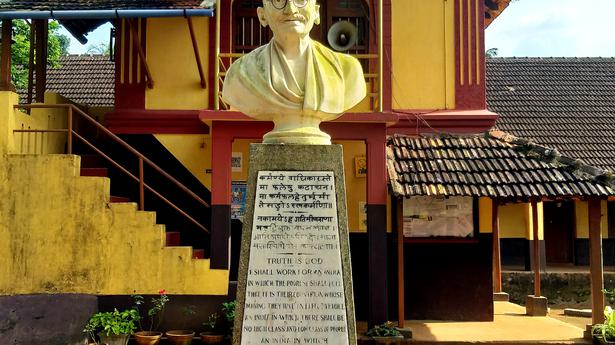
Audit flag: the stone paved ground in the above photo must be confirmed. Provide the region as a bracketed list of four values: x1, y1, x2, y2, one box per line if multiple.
[387, 302, 590, 344]
[549, 308, 591, 330]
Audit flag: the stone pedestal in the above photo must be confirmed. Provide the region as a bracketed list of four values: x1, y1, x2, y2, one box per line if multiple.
[493, 292, 509, 302]
[525, 295, 548, 316]
[233, 144, 356, 345]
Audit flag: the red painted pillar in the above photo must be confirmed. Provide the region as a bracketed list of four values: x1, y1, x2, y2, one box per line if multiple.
[588, 198, 605, 326]
[0, 20, 15, 91]
[531, 199, 541, 297]
[492, 199, 502, 293]
[209, 121, 272, 269]
[366, 126, 388, 327]
[210, 122, 233, 269]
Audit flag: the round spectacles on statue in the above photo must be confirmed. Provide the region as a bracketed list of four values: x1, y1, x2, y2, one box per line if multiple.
[267, 0, 309, 10]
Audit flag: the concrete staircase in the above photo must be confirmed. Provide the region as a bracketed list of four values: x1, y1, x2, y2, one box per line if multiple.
[0, 153, 228, 295]
[78, 154, 206, 260]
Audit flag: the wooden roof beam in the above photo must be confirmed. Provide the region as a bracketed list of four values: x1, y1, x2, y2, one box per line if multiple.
[128, 19, 153, 89]
[186, 16, 206, 89]
[0, 19, 15, 91]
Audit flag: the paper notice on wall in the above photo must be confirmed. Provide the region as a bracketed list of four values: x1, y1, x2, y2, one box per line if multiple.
[232, 152, 243, 172]
[402, 196, 473, 238]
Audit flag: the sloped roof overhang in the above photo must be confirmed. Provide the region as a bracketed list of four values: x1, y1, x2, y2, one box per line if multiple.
[387, 131, 615, 201]
[0, 8, 213, 20]
[0, 6, 213, 43]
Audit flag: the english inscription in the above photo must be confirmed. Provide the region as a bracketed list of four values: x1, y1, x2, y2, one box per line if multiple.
[241, 171, 348, 345]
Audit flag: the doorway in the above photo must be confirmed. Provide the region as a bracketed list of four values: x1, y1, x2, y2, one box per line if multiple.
[543, 201, 575, 264]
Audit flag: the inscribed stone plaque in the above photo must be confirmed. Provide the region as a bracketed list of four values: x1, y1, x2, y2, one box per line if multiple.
[240, 171, 348, 345]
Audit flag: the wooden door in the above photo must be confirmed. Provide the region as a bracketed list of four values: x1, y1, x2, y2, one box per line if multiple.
[543, 201, 575, 264]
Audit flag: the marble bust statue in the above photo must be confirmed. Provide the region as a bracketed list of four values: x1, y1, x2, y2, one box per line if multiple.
[221, 0, 366, 145]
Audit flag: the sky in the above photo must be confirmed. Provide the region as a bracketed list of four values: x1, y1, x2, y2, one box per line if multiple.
[58, 22, 113, 55]
[58, 0, 615, 57]
[485, 0, 615, 57]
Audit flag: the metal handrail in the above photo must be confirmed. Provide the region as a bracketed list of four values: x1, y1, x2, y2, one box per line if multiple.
[13, 103, 210, 234]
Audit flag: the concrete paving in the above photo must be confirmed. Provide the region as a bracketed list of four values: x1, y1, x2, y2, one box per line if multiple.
[400, 302, 590, 344]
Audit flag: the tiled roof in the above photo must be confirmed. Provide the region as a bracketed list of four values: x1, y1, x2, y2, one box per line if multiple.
[18, 55, 114, 107]
[387, 132, 615, 199]
[486, 57, 615, 172]
[484, 0, 510, 28]
[0, 1, 208, 10]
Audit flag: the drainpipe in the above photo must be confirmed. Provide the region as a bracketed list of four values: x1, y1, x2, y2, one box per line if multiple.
[0, 9, 214, 20]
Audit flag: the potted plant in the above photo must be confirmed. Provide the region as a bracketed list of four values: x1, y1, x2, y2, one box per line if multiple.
[200, 313, 224, 344]
[83, 308, 139, 345]
[593, 306, 615, 345]
[132, 289, 169, 345]
[222, 300, 237, 337]
[166, 304, 197, 345]
[364, 321, 404, 345]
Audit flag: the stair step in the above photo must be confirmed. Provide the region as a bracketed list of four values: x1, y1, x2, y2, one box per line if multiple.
[165, 231, 181, 246]
[109, 196, 131, 203]
[80, 167, 108, 177]
[80, 154, 105, 168]
[192, 249, 205, 259]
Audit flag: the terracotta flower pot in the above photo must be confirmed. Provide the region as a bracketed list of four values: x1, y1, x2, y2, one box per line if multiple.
[98, 333, 129, 345]
[166, 330, 195, 345]
[199, 332, 225, 344]
[134, 331, 163, 345]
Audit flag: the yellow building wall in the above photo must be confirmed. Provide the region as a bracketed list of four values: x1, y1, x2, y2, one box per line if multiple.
[334, 140, 367, 233]
[0, 92, 19, 155]
[498, 203, 530, 239]
[0, 92, 228, 295]
[575, 200, 608, 238]
[231, 139, 260, 182]
[494, 202, 544, 240]
[478, 197, 492, 233]
[391, 0, 455, 109]
[146, 17, 210, 110]
[155, 134, 212, 190]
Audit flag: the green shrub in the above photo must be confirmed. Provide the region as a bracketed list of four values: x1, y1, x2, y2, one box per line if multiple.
[366, 321, 402, 337]
[593, 306, 615, 342]
[83, 308, 139, 344]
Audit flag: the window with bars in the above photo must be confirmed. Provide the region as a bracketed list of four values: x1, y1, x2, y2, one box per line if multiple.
[231, 0, 370, 55]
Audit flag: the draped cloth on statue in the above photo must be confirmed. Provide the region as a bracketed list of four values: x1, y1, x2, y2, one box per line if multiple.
[222, 39, 366, 120]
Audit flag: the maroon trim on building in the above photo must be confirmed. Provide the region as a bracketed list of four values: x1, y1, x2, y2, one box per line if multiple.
[106, 109, 210, 134]
[454, 0, 486, 110]
[367, 204, 388, 327]
[208, 0, 232, 109]
[382, 0, 392, 111]
[115, 19, 146, 109]
[199, 110, 399, 125]
[208, 16, 216, 108]
[388, 109, 497, 135]
[211, 204, 231, 269]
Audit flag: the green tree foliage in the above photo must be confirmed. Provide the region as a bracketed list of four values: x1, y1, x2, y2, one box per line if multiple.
[485, 47, 498, 58]
[7, 20, 69, 90]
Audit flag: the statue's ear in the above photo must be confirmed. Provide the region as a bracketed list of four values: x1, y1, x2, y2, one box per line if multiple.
[257, 7, 268, 27]
[314, 4, 321, 25]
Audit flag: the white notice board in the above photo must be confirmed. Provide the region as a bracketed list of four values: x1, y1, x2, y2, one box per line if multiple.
[402, 196, 474, 238]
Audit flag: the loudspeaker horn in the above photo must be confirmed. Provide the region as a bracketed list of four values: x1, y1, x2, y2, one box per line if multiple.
[327, 20, 358, 52]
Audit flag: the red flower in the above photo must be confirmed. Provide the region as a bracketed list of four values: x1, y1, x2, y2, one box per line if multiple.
[159, 289, 166, 295]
